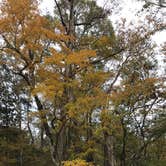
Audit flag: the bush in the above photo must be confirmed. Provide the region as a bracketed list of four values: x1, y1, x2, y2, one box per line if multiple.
[63, 159, 93, 166]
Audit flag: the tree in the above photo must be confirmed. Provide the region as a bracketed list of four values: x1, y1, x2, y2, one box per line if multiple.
[0, 0, 70, 165]
[139, 0, 166, 8]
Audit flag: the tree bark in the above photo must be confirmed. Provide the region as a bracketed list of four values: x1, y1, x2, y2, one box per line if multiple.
[104, 132, 115, 166]
[121, 119, 127, 166]
[34, 95, 60, 166]
[86, 112, 94, 162]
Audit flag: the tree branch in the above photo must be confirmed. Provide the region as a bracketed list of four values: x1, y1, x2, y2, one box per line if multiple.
[54, 0, 68, 33]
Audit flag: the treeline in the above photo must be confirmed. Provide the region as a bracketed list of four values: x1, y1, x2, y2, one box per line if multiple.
[0, 0, 165, 166]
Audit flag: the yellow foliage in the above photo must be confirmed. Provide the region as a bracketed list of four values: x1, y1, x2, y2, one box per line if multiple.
[63, 159, 93, 166]
[0, 0, 112, 129]
[82, 70, 110, 87]
[32, 81, 64, 101]
[29, 110, 50, 118]
[66, 49, 96, 66]
[44, 49, 65, 67]
[110, 78, 158, 106]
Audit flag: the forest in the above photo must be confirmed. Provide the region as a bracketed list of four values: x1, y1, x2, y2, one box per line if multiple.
[0, 0, 165, 166]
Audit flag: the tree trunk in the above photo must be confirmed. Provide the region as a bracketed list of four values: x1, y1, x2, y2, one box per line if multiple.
[86, 112, 94, 162]
[40, 125, 44, 148]
[27, 110, 34, 144]
[104, 132, 115, 166]
[121, 119, 127, 166]
[34, 96, 60, 166]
